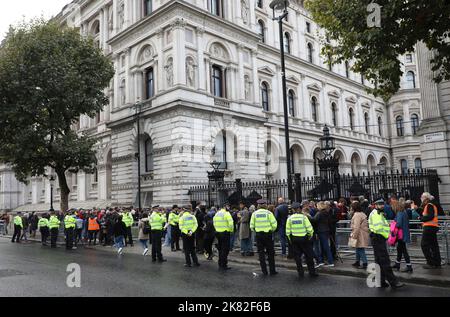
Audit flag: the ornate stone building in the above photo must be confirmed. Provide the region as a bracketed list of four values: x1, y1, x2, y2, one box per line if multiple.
[2, 0, 448, 211]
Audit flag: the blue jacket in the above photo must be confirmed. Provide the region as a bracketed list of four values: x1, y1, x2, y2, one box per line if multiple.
[384, 204, 395, 220]
[395, 210, 411, 243]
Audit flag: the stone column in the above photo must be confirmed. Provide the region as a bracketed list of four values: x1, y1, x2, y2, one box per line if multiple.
[196, 27, 206, 91]
[156, 28, 164, 93]
[237, 44, 245, 100]
[251, 49, 259, 104]
[172, 19, 187, 86]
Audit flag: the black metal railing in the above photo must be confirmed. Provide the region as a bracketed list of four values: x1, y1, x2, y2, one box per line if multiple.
[189, 169, 440, 208]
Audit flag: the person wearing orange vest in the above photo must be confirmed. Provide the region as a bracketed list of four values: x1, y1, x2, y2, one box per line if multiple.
[88, 212, 100, 246]
[419, 192, 442, 269]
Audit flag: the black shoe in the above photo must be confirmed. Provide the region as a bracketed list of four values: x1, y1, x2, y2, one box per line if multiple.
[184, 264, 192, 267]
[309, 272, 319, 278]
[298, 271, 305, 278]
[246, 252, 255, 256]
[391, 262, 400, 271]
[270, 271, 278, 276]
[422, 264, 438, 269]
[194, 263, 201, 267]
[358, 263, 368, 269]
[351, 261, 360, 268]
[158, 259, 167, 263]
[241, 252, 246, 256]
[262, 271, 268, 276]
[391, 282, 405, 289]
[152, 259, 157, 262]
[401, 265, 413, 273]
[172, 249, 176, 252]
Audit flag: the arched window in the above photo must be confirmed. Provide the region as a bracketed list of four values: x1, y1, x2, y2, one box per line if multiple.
[349, 108, 354, 130]
[311, 97, 318, 122]
[331, 102, 337, 126]
[288, 90, 295, 116]
[307, 43, 313, 63]
[212, 65, 225, 98]
[209, 0, 222, 17]
[411, 114, 419, 135]
[143, 0, 153, 16]
[378, 116, 383, 136]
[258, 20, 265, 43]
[364, 112, 370, 134]
[396, 116, 404, 137]
[261, 82, 269, 111]
[414, 158, 422, 172]
[145, 137, 154, 172]
[406, 71, 416, 89]
[284, 32, 291, 54]
[214, 130, 227, 169]
[400, 159, 408, 174]
[145, 67, 154, 99]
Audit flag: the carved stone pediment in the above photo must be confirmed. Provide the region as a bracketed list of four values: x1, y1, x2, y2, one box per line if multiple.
[327, 90, 340, 99]
[258, 66, 275, 76]
[209, 43, 230, 60]
[306, 83, 321, 92]
[345, 96, 357, 104]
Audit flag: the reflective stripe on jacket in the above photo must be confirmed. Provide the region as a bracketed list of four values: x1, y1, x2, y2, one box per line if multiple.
[38, 218, 49, 228]
[213, 209, 234, 233]
[88, 218, 100, 231]
[286, 213, 313, 237]
[168, 212, 179, 226]
[250, 209, 277, 233]
[422, 203, 439, 228]
[14, 216, 23, 227]
[179, 213, 198, 235]
[150, 212, 165, 231]
[64, 216, 76, 229]
[48, 216, 60, 229]
[369, 210, 390, 239]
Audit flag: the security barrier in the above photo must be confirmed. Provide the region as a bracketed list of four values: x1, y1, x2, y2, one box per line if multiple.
[0, 220, 5, 235]
[335, 217, 450, 265]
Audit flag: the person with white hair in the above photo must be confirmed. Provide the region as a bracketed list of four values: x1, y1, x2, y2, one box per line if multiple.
[419, 192, 442, 269]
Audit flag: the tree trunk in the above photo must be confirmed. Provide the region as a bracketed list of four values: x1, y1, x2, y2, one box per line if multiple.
[56, 168, 71, 213]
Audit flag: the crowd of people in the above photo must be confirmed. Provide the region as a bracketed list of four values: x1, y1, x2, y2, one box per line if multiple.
[4, 191, 446, 288]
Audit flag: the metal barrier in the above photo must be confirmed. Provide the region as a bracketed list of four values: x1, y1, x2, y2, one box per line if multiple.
[0, 220, 5, 235]
[336, 218, 450, 265]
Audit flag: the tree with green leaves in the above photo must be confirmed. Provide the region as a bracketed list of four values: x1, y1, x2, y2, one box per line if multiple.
[305, 0, 450, 101]
[0, 20, 114, 212]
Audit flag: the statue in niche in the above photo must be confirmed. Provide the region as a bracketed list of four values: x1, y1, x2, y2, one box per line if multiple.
[118, 3, 125, 29]
[108, 6, 113, 31]
[165, 59, 173, 87]
[241, 0, 249, 25]
[186, 58, 195, 87]
[120, 80, 126, 105]
[244, 75, 251, 100]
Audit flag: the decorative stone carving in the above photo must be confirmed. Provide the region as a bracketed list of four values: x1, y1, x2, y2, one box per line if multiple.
[120, 79, 126, 105]
[118, 3, 125, 29]
[244, 75, 251, 100]
[108, 6, 113, 31]
[139, 46, 153, 64]
[241, 0, 249, 25]
[209, 43, 229, 60]
[165, 58, 173, 87]
[186, 57, 196, 87]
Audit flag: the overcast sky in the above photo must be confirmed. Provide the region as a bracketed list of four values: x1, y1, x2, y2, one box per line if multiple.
[0, 0, 71, 40]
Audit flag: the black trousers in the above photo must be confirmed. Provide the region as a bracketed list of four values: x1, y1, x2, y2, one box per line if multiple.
[255, 232, 276, 274]
[216, 232, 231, 268]
[66, 228, 74, 249]
[40, 228, 49, 245]
[151, 230, 163, 260]
[421, 227, 441, 266]
[171, 225, 181, 250]
[88, 230, 98, 245]
[182, 234, 199, 265]
[396, 240, 411, 264]
[50, 228, 59, 247]
[11, 225, 21, 242]
[75, 228, 83, 246]
[204, 236, 214, 257]
[371, 234, 398, 285]
[196, 228, 205, 253]
[291, 236, 316, 276]
[125, 226, 133, 246]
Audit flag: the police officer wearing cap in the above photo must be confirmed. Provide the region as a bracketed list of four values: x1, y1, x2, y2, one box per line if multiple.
[250, 199, 278, 276]
[213, 202, 234, 270]
[369, 199, 404, 288]
[287, 202, 318, 278]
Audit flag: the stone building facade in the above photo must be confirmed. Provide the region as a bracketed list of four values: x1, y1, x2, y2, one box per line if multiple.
[2, 0, 448, 211]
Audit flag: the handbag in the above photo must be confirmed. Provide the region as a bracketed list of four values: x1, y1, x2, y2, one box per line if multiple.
[348, 236, 358, 248]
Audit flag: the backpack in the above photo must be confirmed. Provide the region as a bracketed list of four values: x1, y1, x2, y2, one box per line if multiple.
[388, 221, 403, 246]
[142, 220, 150, 235]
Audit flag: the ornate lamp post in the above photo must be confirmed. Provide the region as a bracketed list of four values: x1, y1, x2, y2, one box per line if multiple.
[208, 159, 225, 208]
[49, 175, 55, 212]
[319, 125, 336, 159]
[270, 0, 293, 202]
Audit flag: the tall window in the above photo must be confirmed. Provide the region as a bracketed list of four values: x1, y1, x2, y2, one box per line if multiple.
[261, 82, 269, 111]
[364, 113, 369, 134]
[406, 54, 413, 63]
[331, 102, 337, 126]
[215, 130, 227, 169]
[415, 158, 422, 172]
[307, 43, 313, 63]
[288, 90, 295, 116]
[212, 65, 225, 98]
[349, 108, 354, 130]
[400, 159, 408, 174]
[306, 21, 311, 33]
[145, 138, 154, 172]
[396, 116, 404, 137]
[411, 114, 419, 135]
[258, 20, 265, 43]
[378, 116, 383, 136]
[406, 71, 416, 89]
[144, 0, 152, 16]
[209, 0, 222, 17]
[145, 67, 154, 99]
[284, 32, 291, 54]
[311, 97, 318, 122]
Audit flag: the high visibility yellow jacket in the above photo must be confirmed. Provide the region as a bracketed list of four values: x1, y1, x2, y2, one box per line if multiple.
[286, 213, 313, 238]
[64, 215, 76, 229]
[150, 212, 166, 231]
[38, 218, 49, 229]
[369, 210, 390, 239]
[179, 213, 198, 235]
[48, 216, 60, 229]
[13, 216, 23, 228]
[122, 212, 134, 227]
[250, 209, 277, 233]
[168, 212, 179, 226]
[213, 209, 234, 233]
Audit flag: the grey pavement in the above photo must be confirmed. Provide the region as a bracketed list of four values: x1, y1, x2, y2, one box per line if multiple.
[0, 237, 450, 297]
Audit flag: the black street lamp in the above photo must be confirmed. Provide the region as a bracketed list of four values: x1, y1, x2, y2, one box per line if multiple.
[270, 0, 293, 202]
[134, 99, 143, 212]
[49, 175, 55, 212]
[319, 125, 336, 159]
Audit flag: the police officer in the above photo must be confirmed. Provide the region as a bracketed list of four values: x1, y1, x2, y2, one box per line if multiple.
[150, 209, 167, 262]
[286, 202, 318, 278]
[64, 212, 77, 250]
[213, 202, 234, 270]
[11, 212, 23, 243]
[169, 207, 181, 251]
[179, 209, 200, 267]
[250, 199, 278, 276]
[369, 199, 404, 288]
[49, 212, 60, 248]
[38, 214, 50, 246]
[122, 210, 134, 247]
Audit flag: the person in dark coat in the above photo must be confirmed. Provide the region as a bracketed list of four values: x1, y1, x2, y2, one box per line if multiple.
[203, 208, 216, 260]
[275, 197, 290, 257]
[113, 214, 127, 255]
[313, 202, 334, 267]
[391, 200, 413, 273]
[195, 205, 206, 254]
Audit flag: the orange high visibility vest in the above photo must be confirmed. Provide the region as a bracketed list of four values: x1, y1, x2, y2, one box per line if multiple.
[88, 218, 100, 231]
[423, 203, 439, 228]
